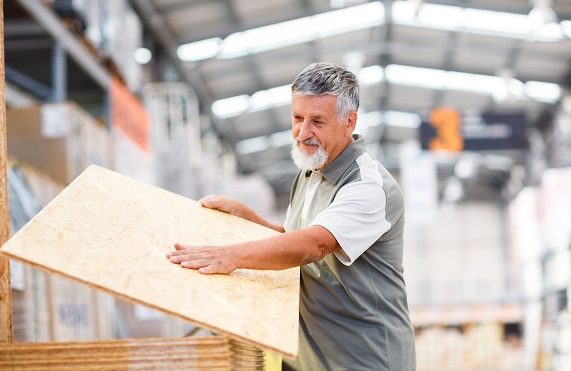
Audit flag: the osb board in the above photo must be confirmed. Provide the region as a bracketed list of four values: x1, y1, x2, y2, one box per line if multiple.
[0, 165, 299, 357]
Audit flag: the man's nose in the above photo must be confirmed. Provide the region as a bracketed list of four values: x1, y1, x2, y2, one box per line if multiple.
[297, 121, 313, 141]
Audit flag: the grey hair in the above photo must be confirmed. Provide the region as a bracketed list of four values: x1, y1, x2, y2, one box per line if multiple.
[291, 62, 359, 119]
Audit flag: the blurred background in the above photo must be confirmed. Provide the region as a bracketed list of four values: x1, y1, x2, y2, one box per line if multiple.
[3, 0, 571, 370]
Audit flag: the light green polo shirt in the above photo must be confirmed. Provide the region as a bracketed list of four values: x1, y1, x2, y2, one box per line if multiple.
[283, 135, 416, 371]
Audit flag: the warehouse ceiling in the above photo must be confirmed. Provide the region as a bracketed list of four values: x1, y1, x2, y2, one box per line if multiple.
[127, 0, 571, 200]
[6, 0, 571, 204]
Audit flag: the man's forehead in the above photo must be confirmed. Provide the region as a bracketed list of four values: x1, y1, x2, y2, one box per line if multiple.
[291, 94, 337, 113]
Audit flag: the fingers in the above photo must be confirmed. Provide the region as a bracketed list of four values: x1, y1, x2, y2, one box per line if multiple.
[200, 195, 222, 209]
[198, 265, 221, 274]
[174, 243, 189, 251]
[166, 243, 189, 258]
[166, 243, 237, 275]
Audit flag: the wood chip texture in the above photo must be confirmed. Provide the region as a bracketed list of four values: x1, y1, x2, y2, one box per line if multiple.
[0, 166, 299, 357]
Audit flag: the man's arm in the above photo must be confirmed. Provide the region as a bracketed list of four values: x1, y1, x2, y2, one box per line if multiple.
[167, 225, 339, 274]
[200, 195, 284, 233]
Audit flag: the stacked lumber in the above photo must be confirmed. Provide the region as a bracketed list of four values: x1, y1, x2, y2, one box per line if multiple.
[0, 336, 236, 371]
[230, 339, 266, 371]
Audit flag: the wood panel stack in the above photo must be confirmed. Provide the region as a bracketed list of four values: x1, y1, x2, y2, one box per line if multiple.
[0, 336, 235, 370]
[230, 339, 266, 371]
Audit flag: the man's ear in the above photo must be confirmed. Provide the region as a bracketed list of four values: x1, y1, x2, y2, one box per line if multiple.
[346, 111, 358, 133]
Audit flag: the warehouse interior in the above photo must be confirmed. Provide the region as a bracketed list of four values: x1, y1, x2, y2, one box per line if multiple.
[1, 0, 571, 370]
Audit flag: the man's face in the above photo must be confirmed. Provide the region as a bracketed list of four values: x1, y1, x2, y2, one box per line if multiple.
[291, 94, 355, 170]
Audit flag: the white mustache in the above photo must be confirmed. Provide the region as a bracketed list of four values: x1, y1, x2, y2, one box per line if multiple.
[296, 138, 321, 146]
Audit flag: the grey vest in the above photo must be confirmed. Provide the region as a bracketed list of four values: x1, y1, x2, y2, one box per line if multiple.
[283, 136, 416, 371]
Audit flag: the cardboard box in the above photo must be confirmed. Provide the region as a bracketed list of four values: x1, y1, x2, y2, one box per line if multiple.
[7, 103, 112, 185]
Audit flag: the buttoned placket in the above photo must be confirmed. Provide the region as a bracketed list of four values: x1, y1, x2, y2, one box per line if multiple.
[301, 171, 323, 220]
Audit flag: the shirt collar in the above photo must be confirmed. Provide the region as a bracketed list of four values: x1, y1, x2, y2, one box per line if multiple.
[317, 134, 366, 185]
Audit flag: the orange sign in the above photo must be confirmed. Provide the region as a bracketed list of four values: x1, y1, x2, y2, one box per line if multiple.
[109, 78, 150, 152]
[428, 108, 464, 152]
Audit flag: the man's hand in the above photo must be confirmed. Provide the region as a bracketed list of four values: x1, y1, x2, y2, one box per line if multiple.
[200, 195, 285, 233]
[166, 243, 239, 274]
[200, 195, 249, 219]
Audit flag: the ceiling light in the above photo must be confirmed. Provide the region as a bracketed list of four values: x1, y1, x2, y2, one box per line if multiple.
[529, 0, 558, 28]
[385, 65, 445, 90]
[212, 64, 562, 120]
[218, 2, 384, 59]
[524, 81, 561, 103]
[561, 20, 571, 38]
[392, 0, 565, 42]
[383, 111, 421, 128]
[177, 37, 221, 62]
[134, 48, 152, 65]
[211, 95, 249, 119]
[355, 111, 380, 135]
[236, 136, 270, 154]
[343, 52, 365, 73]
[384, 64, 561, 104]
[358, 65, 384, 85]
[330, 0, 368, 9]
[250, 85, 291, 111]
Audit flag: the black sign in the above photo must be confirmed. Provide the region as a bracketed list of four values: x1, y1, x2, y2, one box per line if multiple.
[420, 111, 529, 151]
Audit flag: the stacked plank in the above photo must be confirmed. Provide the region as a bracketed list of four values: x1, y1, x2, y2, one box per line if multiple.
[0, 336, 235, 371]
[230, 339, 265, 370]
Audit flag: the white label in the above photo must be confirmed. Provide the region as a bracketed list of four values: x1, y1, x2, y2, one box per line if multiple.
[9, 261, 25, 291]
[41, 104, 70, 138]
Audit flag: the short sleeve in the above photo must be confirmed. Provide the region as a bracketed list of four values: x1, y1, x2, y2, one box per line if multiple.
[310, 180, 392, 266]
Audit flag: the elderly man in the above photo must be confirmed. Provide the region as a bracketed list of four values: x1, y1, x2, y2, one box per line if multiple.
[167, 63, 416, 370]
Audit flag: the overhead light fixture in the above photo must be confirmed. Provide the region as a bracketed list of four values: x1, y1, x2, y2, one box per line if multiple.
[212, 63, 562, 119]
[385, 64, 445, 90]
[524, 81, 561, 103]
[236, 136, 270, 155]
[218, 2, 385, 59]
[134, 48, 152, 65]
[177, 37, 222, 62]
[561, 20, 571, 38]
[492, 69, 525, 103]
[250, 85, 291, 112]
[343, 52, 365, 73]
[392, 0, 565, 42]
[330, 0, 368, 9]
[236, 130, 293, 154]
[354, 110, 381, 135]
[211, 95, 249, 119]
[385, 64, 561, 104]
[529, 0, 558, 27]
[384, 110, 421, 128]
[357, 65, 384, 85]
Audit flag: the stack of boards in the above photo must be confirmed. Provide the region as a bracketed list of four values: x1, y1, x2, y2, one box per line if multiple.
[0, 166, 300, 370]
[0, 336, 233, 370]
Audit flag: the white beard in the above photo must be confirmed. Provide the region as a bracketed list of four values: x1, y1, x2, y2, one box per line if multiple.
[291, 138, 328, 171]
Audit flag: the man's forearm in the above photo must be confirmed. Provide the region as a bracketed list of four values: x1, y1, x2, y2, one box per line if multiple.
[241, 210, 285, 233]
[233, 225, 338, 270]
[169, 225, 339, 274]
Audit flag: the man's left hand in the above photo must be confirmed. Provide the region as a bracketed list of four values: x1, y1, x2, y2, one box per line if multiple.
[166, 243, 238, 274]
